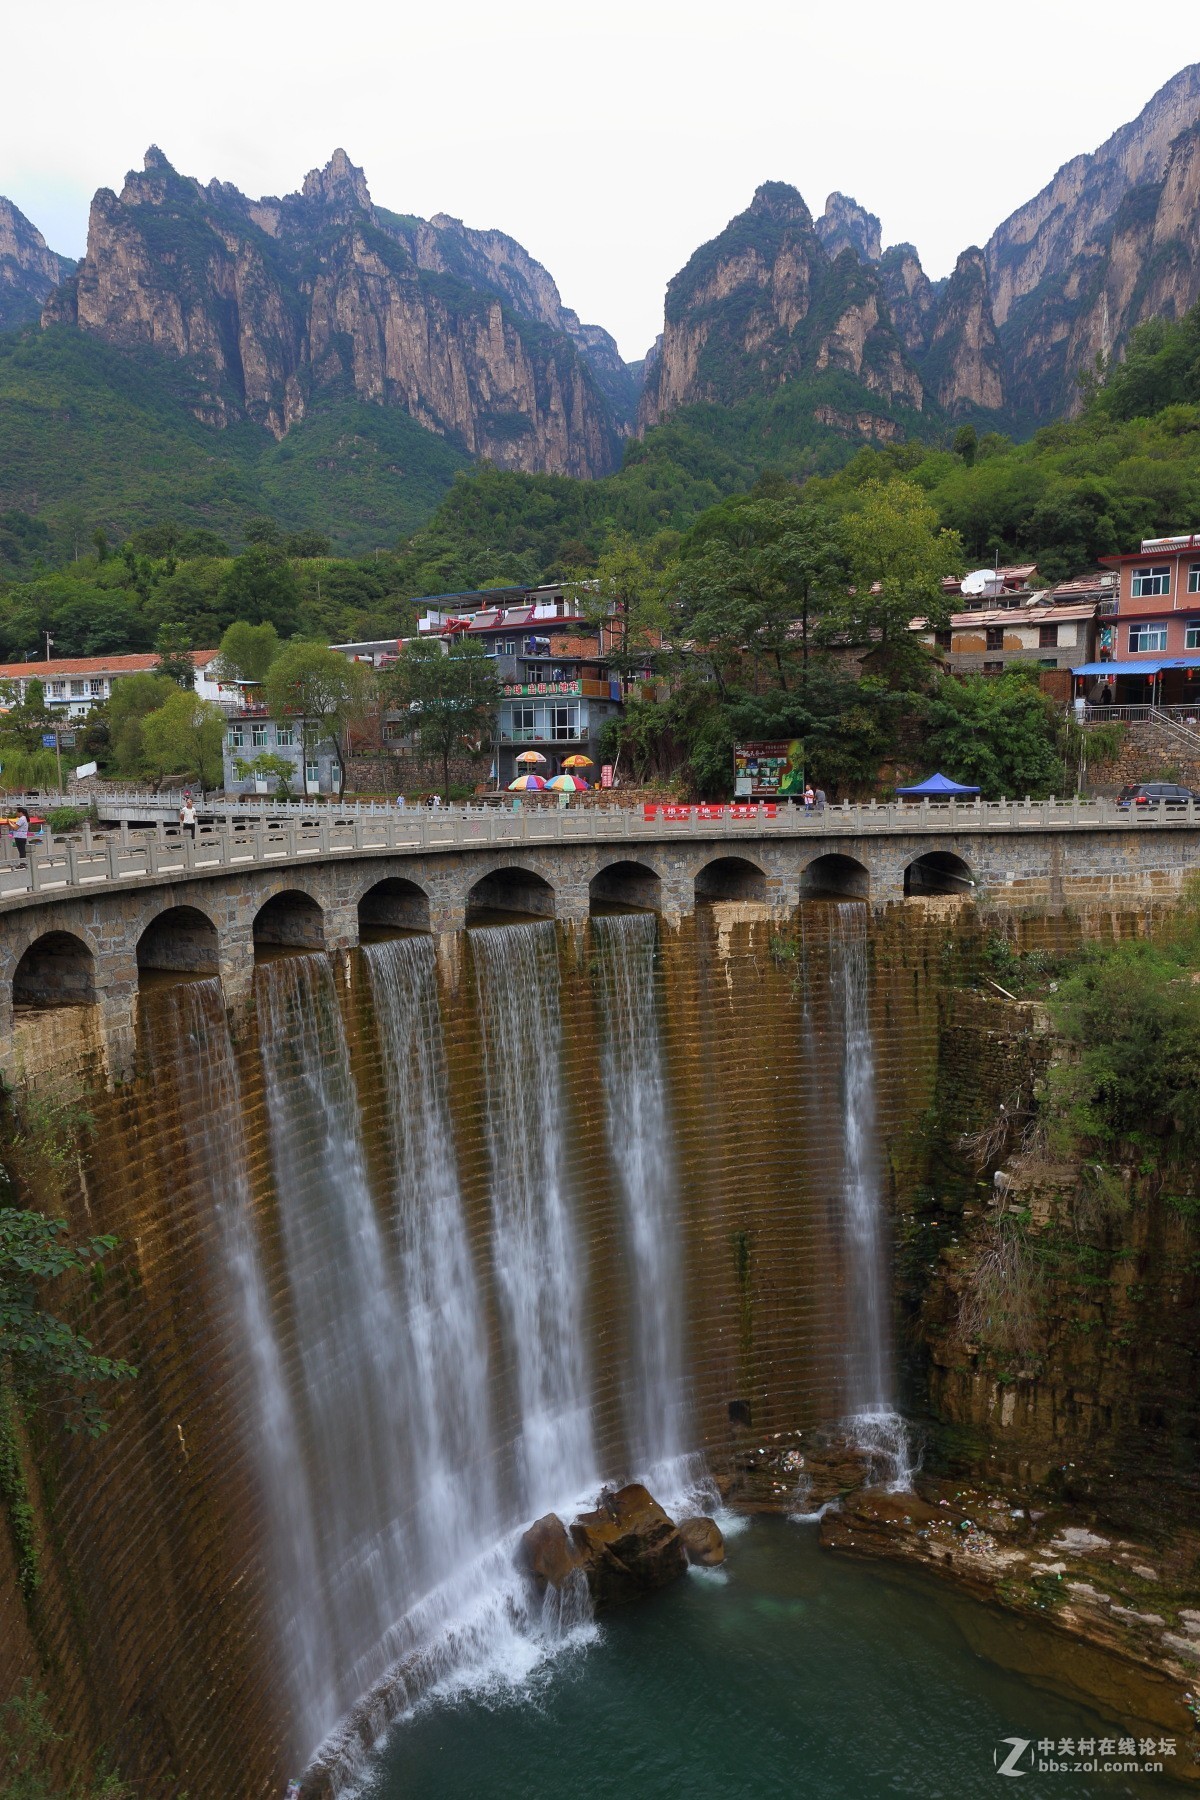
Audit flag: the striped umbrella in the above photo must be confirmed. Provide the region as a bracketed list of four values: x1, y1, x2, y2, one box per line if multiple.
[562, 755, 593, 768]
[515, 750, 547, 765]
[508, 774, 548, 790]
[549, 774, 588, 791]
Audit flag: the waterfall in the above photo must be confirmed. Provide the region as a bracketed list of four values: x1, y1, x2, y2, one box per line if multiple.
[140, 980, 333, 1742]
[591, 914, 690, 1493]
[362, 937, 496, 1586]
[257, 954, 420, 1739]
[830, 905, 913, 1490]
[470, 922, 597, 1512]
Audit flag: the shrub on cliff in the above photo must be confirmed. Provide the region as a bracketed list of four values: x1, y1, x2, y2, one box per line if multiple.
[1047, 910, 1200, 1159]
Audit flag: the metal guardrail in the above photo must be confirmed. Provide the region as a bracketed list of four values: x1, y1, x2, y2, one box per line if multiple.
[2, 796, 1199, 907]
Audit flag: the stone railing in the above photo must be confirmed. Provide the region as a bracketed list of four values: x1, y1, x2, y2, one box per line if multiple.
[2, 795, 1198, 907]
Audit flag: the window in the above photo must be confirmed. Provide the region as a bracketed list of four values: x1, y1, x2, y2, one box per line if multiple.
[1189, 563, 1200, 594]
[252, 725, 269, 748]
[933, 628, 952, 650]
[550, 703, 579, 741]
[1186, 623, 1200, 650]
[510, 703, 537, 740]
[1131, 565, 1171, 597]
[89, 679, 104, 696]
[70, 681, 84, 697]
[1038, 622, 1059, 647]
[276, 725, 294, 748]
[982, 660, 1004, 674]
[984, 627, 1004, 650]
[1129, 623, 1167, 652]
[1037, 658, 1057, 669]
[50, 682, 65, 697]
[305, 761, 320, 786]
[228, 727, 245, 749]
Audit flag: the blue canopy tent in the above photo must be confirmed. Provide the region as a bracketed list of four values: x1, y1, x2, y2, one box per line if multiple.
[894, 772, 981, 798]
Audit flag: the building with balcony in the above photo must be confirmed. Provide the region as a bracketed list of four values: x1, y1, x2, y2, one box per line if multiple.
[333, 583, 645, 788]
[0, 649, 223, 717]
[1075, 534, 1200, 706]
[912, 568, 1109, 685]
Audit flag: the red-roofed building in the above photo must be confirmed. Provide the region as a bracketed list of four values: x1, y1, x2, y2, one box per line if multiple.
[0, 649, 224, 717]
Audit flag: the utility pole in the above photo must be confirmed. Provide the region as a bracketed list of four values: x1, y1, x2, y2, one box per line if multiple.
[44, 630, 54, 663]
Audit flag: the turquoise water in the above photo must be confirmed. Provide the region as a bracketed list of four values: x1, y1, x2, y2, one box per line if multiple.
[362, 1519, 1182, 1799]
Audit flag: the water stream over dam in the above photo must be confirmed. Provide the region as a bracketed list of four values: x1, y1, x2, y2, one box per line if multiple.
[22, 898, 947, 1797]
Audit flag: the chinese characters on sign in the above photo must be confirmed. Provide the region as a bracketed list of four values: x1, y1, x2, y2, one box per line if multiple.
[732, 740, 804, 798]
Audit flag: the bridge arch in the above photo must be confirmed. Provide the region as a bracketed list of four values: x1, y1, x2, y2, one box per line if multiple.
[904, 850, 975, 897]
[589, 859, 662, 913]
[13, 929, 97, 1008]
[358, 876, 431, 936]
[137, 905, 220, 979]
[800, 853, 870, 900]
[466, 864, 555, 925]
[695, 856, 767, 903]
[253, 889, 326, 954]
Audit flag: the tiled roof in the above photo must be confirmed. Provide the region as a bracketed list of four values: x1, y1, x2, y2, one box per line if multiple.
[0, 651, 217, 680]
[950, 603, 1096, 628]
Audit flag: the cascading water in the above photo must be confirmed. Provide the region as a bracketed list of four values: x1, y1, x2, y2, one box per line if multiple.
[140, 979, 334, 1736]
[469, 922, 597, 1512]
[257, 954, 419, 1740]
[830, 904, 913, 1490]
[591, 913, 690, 1495]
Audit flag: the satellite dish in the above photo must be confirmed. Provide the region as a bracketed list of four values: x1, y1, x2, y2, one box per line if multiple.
[960, 568, 995, 598]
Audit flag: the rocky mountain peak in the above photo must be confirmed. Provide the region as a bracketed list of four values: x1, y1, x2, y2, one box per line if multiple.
[142, 145, 173, 173]
[0, 196, 74, 331]
[816, 193, 882, 263]
[748, 181, 813, 228]
[302, 148, 372, 213]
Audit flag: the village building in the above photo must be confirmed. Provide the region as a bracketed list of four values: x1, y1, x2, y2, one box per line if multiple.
[913, 565, 1110, 695]
[332, 582, 645, 789]
[0, 649, 224, 717]
[1071, 533, 1200, 708]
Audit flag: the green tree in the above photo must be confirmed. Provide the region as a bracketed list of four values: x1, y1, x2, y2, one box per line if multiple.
[211, 620, 280, 686]
[826, 479, 962, 680]
[953, 424, 978, 466]
[243, 514, 282, 547]
[263, 642, 366, 798]
[152, 624, 196, 688]
[386, 637, 501, 800]
[923, 669, 1061, 798]
[233, 751, 294, 797]
[0, 1680, 133, 1798]
[105, 673, 177, 776]
[140, 689, 226, 789]
[0, 1210, 136, 1437]
[283, 529, 332, 558]
[572, 536, 669, 677]
[216, 544, 300, 632]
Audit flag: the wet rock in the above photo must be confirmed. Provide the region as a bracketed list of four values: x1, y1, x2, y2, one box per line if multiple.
[517, 1512, 584, 1593]
[568, 1483, 688, 1606]
[678, 1516, 725, 1567]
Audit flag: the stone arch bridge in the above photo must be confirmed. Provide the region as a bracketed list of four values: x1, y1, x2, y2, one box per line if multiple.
[1, 799, 1196, 1079]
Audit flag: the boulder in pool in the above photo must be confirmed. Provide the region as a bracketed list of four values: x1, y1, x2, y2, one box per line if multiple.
[678, 1515, 725, 1566]
[569, 1483, 688, 1605]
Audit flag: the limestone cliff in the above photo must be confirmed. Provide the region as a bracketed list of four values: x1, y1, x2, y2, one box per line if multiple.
[637, 182, 923, 433]
[0, 196, 73, 331]
[42, 148, 625, 476]
[920, 248, 1005, 412]
[985, 63, 1200, 415]
[877, 244, 937, 356]
[815, 192, 882, 263]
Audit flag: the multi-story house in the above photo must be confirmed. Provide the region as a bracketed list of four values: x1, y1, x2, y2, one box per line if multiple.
[333, 582, 645, 788]
[221, 710, 342, 796]
[1081, 533, 1200, 706]
[913, 566, 1106, 684]
[0, 649, 223, 717]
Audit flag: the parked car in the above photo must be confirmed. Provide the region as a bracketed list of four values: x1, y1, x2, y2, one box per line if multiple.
[1117, 782, 1200, 808]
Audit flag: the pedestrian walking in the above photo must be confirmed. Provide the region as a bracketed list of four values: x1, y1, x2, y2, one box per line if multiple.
[803, 784, 815, 814]
[11, 806, 31, 862]
[180, 797, 197, 840]
[395, 792, 406, 811]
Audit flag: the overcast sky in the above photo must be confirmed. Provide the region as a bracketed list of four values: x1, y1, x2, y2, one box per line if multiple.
[3, 2, 1196, 361]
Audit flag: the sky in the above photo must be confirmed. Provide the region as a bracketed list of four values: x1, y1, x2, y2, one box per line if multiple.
[3, 1, 1197, 362]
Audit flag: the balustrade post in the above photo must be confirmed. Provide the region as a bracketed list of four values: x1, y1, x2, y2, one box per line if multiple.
[119, 818, 130, 847]
[66, 845, 78, 887]
[106, 839, 120, 881]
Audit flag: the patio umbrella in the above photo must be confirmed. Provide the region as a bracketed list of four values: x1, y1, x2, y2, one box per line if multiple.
[515, 750, 547, 765]
[549, 774, 589, 791]
[508, 774, 548, 790]
[562, 754, 593, 768]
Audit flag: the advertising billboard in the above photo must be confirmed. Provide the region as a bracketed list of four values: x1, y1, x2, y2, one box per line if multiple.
[732, 740, 803, 798]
